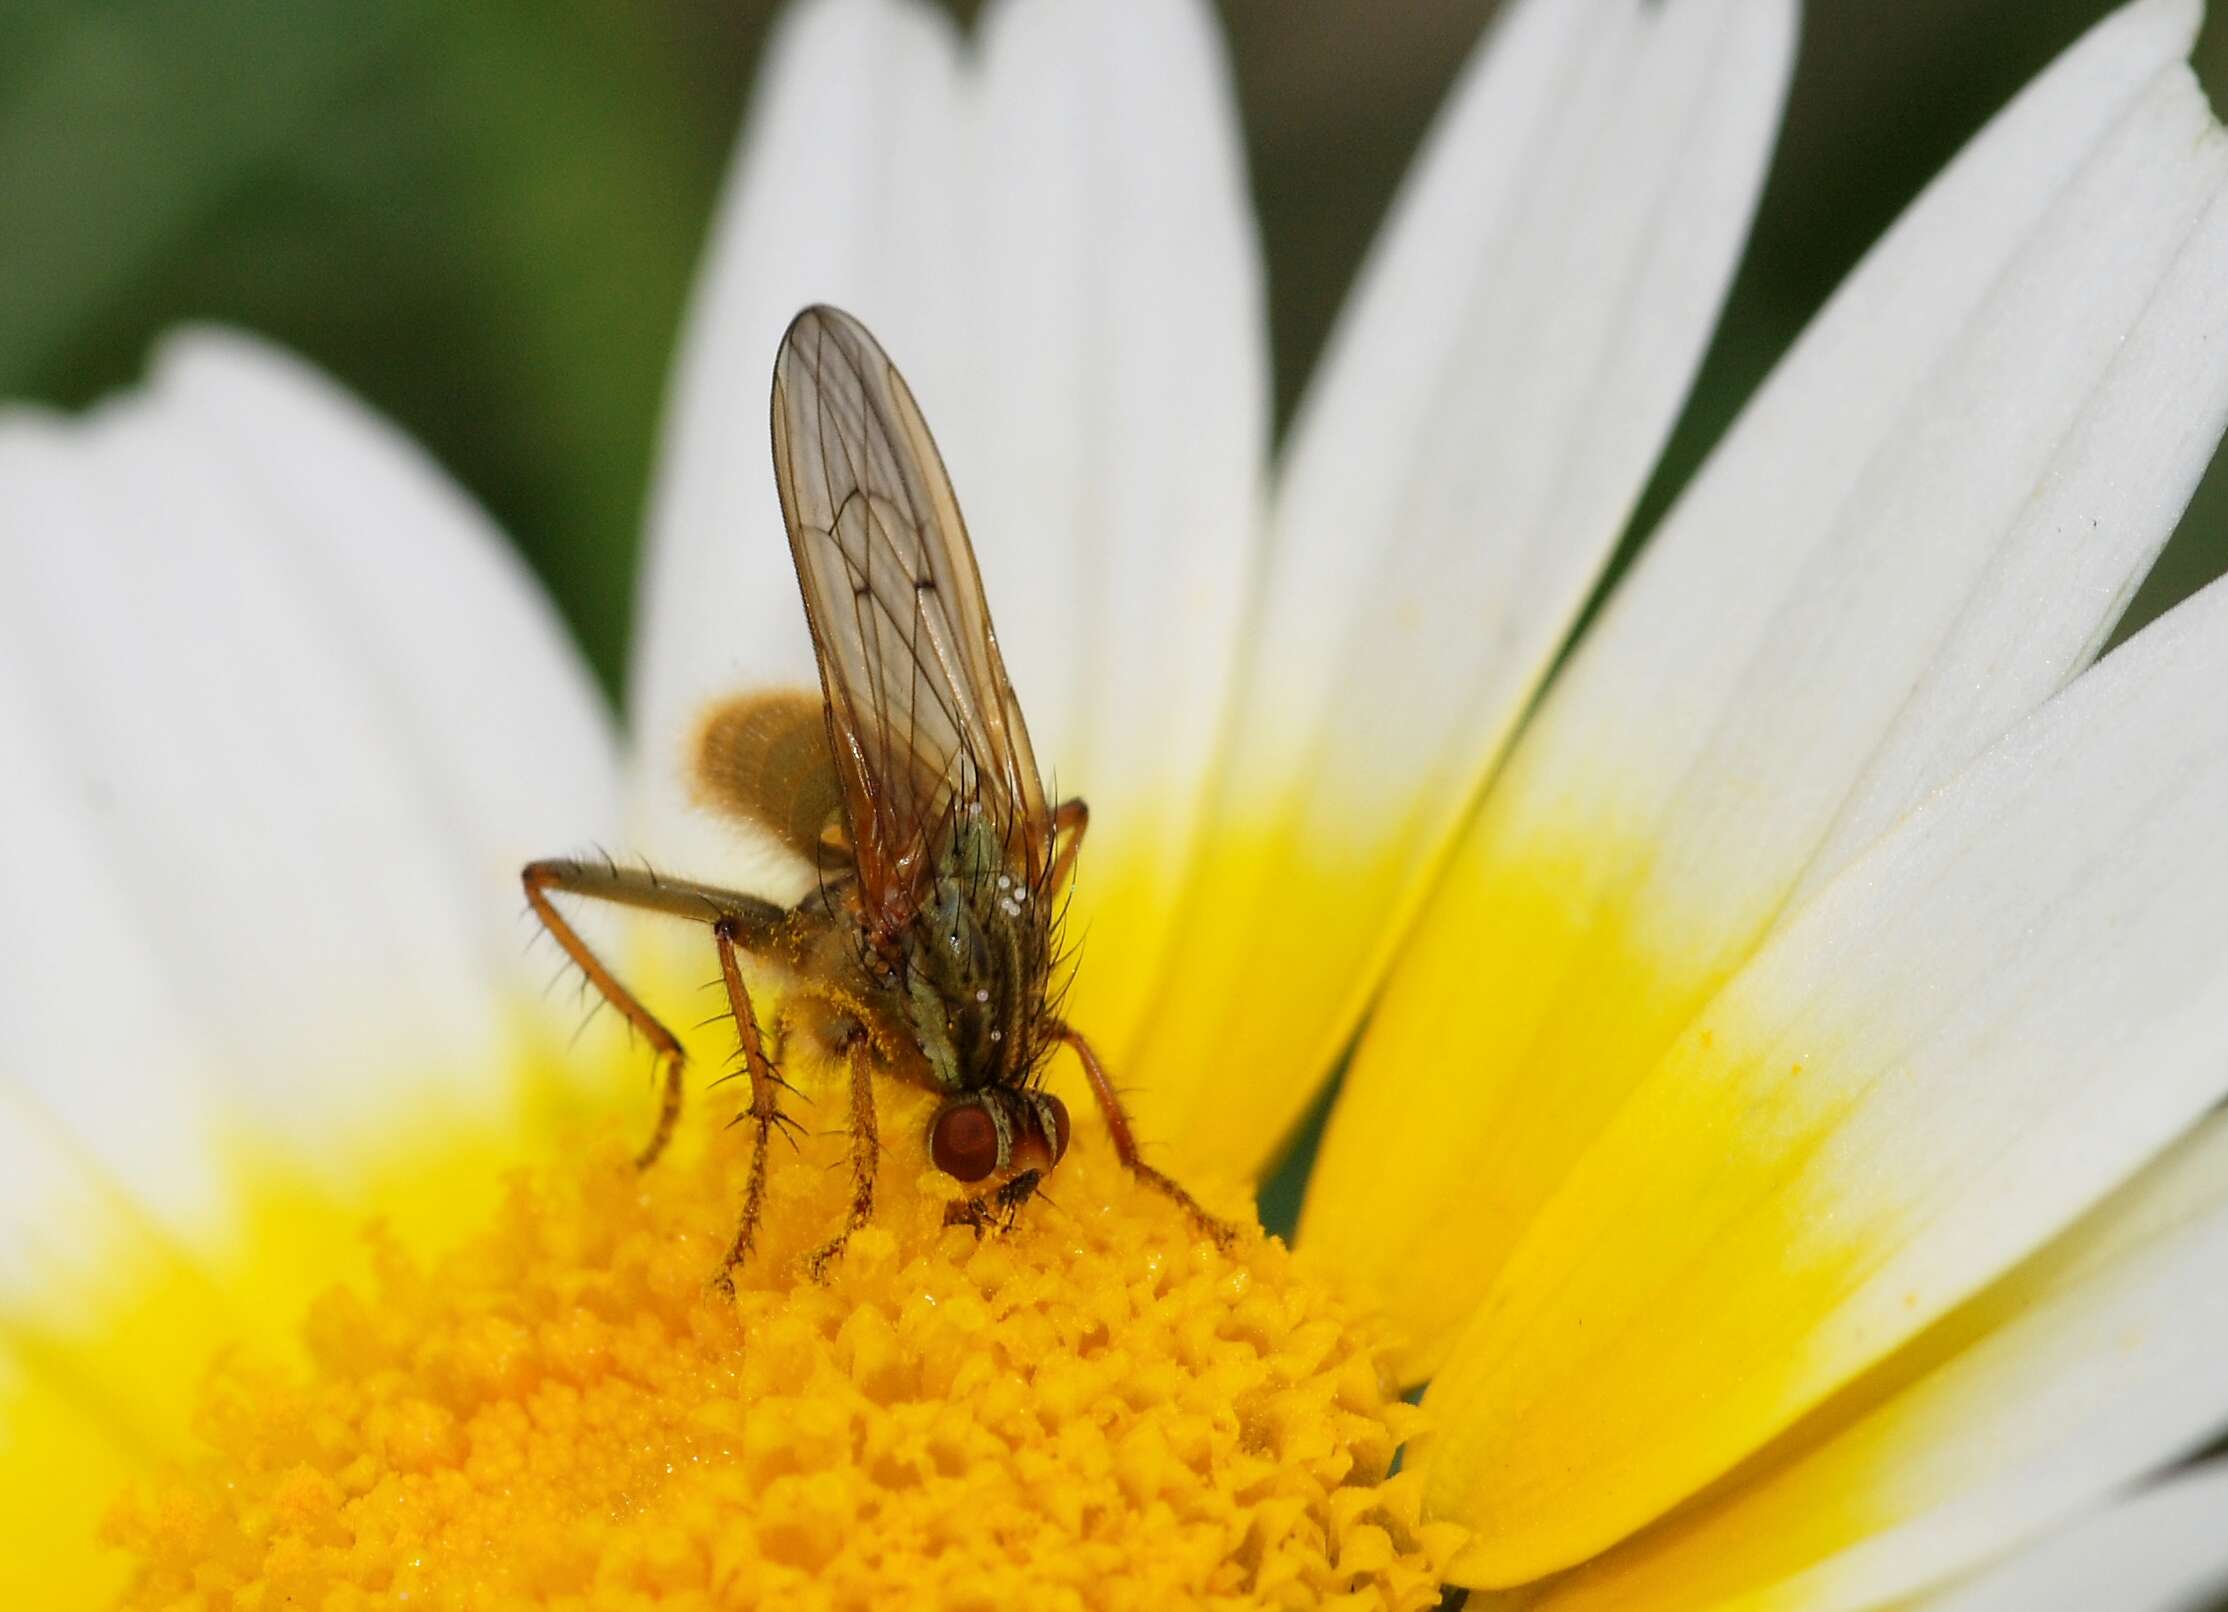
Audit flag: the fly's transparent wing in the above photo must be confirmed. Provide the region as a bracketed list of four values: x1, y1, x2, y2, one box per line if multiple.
[769, 305, 1051, 928]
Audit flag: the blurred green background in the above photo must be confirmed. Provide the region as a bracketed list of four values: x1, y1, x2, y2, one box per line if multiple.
[6, 0, 2227, 693]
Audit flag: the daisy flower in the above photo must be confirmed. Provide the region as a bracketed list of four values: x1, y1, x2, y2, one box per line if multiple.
[9, 0, 2228, 1606]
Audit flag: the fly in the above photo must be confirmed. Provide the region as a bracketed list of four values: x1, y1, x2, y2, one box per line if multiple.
[523, 305, 1229, 1285]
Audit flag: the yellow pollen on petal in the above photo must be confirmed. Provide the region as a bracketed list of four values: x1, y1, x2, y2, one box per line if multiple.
[99, 1071, 1463, 1609]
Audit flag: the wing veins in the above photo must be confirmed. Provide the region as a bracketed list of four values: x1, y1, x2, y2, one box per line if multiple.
[768, 306, 1052, 924]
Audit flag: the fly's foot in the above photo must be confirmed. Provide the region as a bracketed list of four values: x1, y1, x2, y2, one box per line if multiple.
[709, 1111, 779, 1300]
[709, 1206, 763, 1300]
[804, 1173, 878, 1280]
[805, 1039, 879, 1281]
[634, 1050, 687, 1171]
[1129, 1160, 1240, 1249]
[804, 1224, 858, 1282]
[942, 1169, 1044, 1242]
[943, 1197, 994, 1240]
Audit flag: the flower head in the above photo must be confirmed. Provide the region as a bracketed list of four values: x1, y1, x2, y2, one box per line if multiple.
[11, 0, 2228, 1608]
[102, 1089, 1460, 1607]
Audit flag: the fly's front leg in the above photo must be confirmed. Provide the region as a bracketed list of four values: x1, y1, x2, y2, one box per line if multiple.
[1056, 1022, 1237, 1248]
[713, 920, 800, 1294]
[521, 857, 787, 1170]
[805, 1037, 881, 1280]
[940, 1169, 1041, 1242]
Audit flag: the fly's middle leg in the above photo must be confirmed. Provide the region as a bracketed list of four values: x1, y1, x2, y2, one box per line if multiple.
[806, 1038, 881, 1281]
[714, 919, 797, 1293]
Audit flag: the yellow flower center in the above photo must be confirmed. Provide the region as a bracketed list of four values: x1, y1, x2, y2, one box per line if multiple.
[100, 1073, 1463, 1607]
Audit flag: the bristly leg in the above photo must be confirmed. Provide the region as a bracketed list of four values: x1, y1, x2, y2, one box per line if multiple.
[1057, 1022, 1238, 1248]
[522, 860, 687, 1168]
[520, 858, 790, 1171]
[806, 1039, 881, 1280]
[713, 919, 796, 1295]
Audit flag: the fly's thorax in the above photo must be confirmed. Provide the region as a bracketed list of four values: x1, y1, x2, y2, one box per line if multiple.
[899, 821, 1052, 1094]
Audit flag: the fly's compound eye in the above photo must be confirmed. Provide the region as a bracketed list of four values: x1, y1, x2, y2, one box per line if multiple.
[1037, 1094, 1070, 1165]
[930, 1099, 1001, 1183]
[1010, 1092, 1070, 1174]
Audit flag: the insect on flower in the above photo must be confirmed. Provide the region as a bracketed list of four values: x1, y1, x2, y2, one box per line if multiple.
[524, 305, 1231, 1284]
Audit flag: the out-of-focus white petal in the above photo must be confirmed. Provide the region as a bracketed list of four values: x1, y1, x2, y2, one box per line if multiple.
[1420, 574, 2228, 1585]
[1504, 1115, 2228, 1611]
[155, 331, 617, 923]
[1307, 0, 2227, 1370]
[1909, 1464, 2228, 1612]
[0, 333, 620, 1249]
[629, 0, 1265, 1065]
[1119, 0, 1794, 1176]
[0, 645, 227, 1232]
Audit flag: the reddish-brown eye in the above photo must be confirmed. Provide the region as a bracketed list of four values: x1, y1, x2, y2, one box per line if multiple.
[1039, 1094, 1070, 1165]
[931, 1101, 1000, 1182]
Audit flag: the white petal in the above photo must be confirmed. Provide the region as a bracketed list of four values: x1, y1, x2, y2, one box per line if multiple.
[629, 0, 1266, 1065]
[629, 0, 967, 905]
[1509, 1114, 2228, 1612]
[1911, 1464, 2228, 1612]
[0, 634, 227, 1232]
[1305, 0, 2226, 1373]
[1726, 67, 2228, 912]
[1118, 0, 1795, 1175]
[960, 0, 1266, 1053]
[0, 334, 620, 1252]
[155, 331, 618, 925]
[1420, 572, 2228, 1584]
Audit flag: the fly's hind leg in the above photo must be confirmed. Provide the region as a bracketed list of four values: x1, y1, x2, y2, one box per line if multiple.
[521, 857, 787, 1170]
[805, 1037, 881, 1281]
[1055, 1022, 1238, 1248]
[523, 861, 685, 1167]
